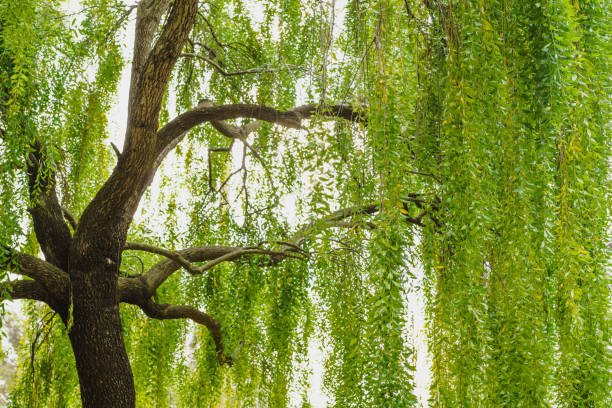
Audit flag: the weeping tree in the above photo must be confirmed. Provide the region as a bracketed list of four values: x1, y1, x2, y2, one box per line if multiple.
[0, 0, 609, 407]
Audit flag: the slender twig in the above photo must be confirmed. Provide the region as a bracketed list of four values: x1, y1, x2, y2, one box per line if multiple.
[110, 142, 121, 159]
[124, 242, 202, 275]
[181, 53, 303, 77]
[61, 207, 78, 230]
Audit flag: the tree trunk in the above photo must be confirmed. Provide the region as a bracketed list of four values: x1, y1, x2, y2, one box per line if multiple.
[68, 257, 135, 408]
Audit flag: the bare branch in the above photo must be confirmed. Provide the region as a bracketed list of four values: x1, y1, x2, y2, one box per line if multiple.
[134, 245, 243, 290]
[155, 101, 365, 161]
[125, 242, 302, 291]
[124, 242, 202, 275]
[181, 52, 303, 77]
[139, 299, 229, 365]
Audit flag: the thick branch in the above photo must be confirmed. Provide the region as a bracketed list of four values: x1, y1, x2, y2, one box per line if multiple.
[115, 276, 228, 365]
[134, 245, 243, 290]
[1, 280, 51, 303]
[124, 0, 198, 154]
[26, 142, 72, 270]
[140, 299, 227, 364]
[125, 244, 300, 291]
[72, 0, 198, 275]
[2, 251, 69, 303]
[124, 242, 202, 275]
[128, 0, 172, 121]
[155, 102, 365, 160]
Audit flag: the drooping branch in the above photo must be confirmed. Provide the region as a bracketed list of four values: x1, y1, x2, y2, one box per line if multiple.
[139, 299, 228, 365]
[116, 277, 228, 365]
[26, 141, 72, 270]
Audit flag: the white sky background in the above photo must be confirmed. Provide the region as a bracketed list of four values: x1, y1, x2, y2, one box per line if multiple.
[2, 1, 432, 407]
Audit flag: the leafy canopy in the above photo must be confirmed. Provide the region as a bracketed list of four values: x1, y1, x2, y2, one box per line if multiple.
[0, 0, 609, 407]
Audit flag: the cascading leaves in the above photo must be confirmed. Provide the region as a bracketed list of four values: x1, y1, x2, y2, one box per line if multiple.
[1, 1, 609, 407]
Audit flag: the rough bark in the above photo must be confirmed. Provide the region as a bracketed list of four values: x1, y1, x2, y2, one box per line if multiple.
[26, 141, 72, 271]
[63, 1, 198, 406]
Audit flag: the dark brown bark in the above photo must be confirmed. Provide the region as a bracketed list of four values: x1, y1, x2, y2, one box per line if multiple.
[62, 1, 198, 406]
[26, 141, 72, 270]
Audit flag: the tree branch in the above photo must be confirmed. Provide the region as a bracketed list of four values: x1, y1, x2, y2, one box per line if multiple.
[128, 0, 172, 114]
[72, 0, 198, 276]
[26, 141, 72, 270]
[124, 242, 202, 275]
[2, 250, 69, 303]
[114, 276, 228, 365]
[181, 52, 303, 77]
[139, 299, 229, 365]
[124, 0, 198, 154]
[155, 102, 365, 161]
[125, 243, 302, 292]
[1, 280, 51, 304]
[131, 245, 243, 290]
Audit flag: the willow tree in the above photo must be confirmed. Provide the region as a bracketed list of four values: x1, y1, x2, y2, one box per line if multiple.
[0, 0, 609, 407]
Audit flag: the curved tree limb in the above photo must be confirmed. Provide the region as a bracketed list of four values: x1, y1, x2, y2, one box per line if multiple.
[124, 242, 203, 276]
[133, 245, 243, 290]
[115, 277, 228, 365]
[155, 102, 365, 161]
[124, 243, 302, 291]
[139, 299, 228, 365]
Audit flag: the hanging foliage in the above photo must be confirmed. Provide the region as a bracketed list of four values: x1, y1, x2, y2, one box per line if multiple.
[0, 1, 608, 407]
